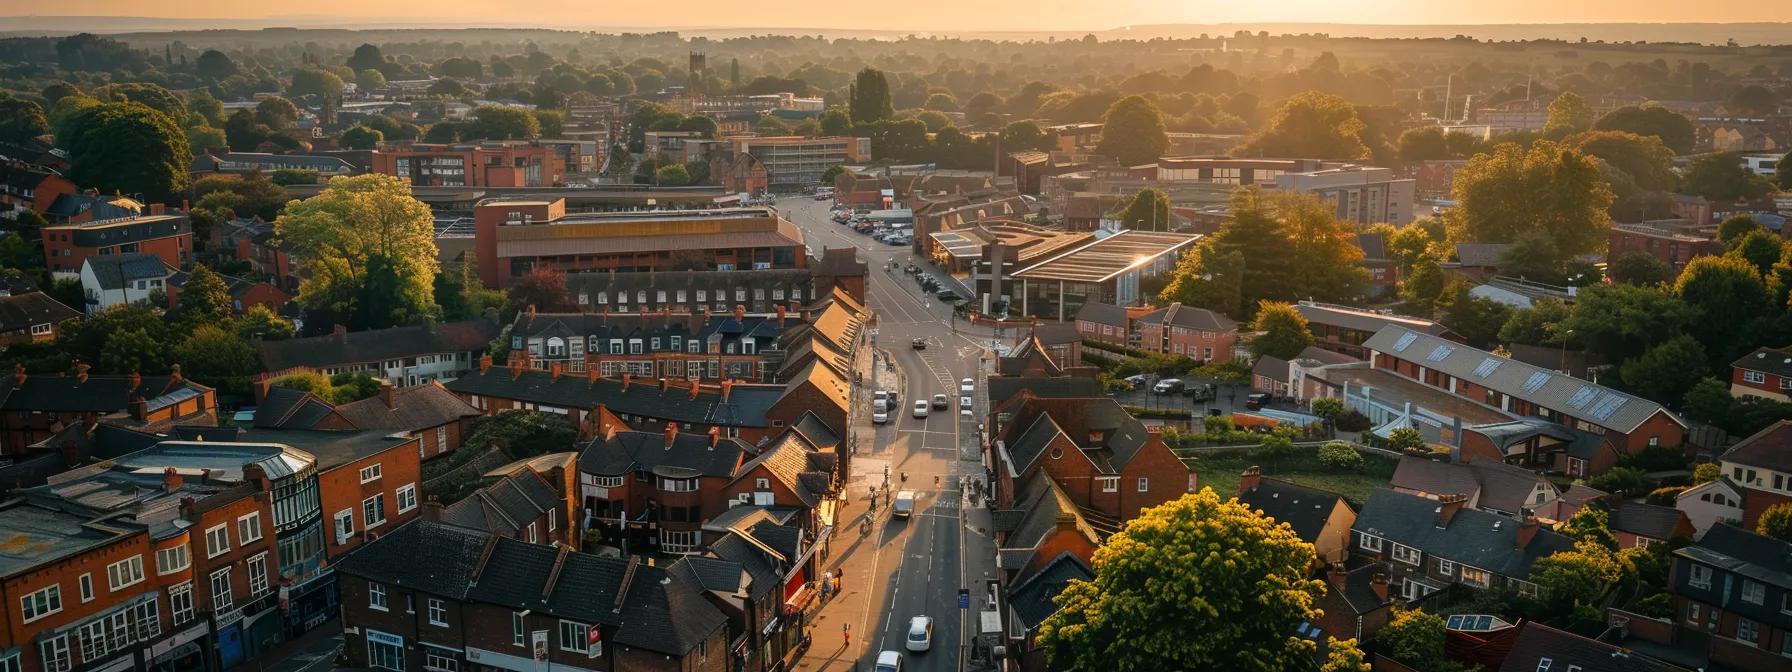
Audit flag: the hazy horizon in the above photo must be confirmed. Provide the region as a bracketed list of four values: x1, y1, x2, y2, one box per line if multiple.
[7, 0, 1792, 34]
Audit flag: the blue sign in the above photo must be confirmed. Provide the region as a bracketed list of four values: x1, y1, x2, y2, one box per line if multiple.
[958, 590, 970, 609]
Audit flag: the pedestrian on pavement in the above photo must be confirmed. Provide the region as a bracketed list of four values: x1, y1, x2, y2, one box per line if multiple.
[842, 624, 851, 649]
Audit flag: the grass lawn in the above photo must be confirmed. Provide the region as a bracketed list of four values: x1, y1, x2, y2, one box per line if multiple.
[1179, 448, 1399, 507]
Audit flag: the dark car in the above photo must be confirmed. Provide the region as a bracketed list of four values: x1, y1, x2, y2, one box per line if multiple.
[936, 289, 964, 302]
[1245, 392, 1272, 410]
[911, 338, 927, 349]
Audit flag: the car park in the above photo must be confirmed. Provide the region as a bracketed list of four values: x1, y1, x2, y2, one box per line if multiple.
[931, 394, 949, 409]
[906, 617, 934, 652]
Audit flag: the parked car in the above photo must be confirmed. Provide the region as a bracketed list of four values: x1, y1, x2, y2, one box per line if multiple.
[1124, 374, 1152, 388]
[1184, 382, 1216, 401]
[1153, 378, 1185, 395]
[893, 491, 917, 518]
[873, 407, 890, 424]
[906, 616, 934, 652]
[959, 395, 973, 416]
[1246, 392, 1272, 410]
[931, 394, 949, 409]
[876, 650, 903, 672]
[936, 289, 963, 302]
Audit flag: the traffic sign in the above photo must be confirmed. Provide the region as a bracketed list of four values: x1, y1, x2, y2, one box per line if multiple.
[959, 588, 971, 609]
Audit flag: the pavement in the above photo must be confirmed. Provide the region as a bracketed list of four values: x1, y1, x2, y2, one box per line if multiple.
[224, 617, 343, 672]
[783, 197, 1000, 672]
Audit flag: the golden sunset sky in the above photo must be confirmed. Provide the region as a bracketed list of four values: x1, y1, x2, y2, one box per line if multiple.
[5, 0, 1792, 31]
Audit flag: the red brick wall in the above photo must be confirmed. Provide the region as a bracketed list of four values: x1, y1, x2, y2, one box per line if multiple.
[319, 441, 423, 558]
[1115, 435, 1194, 521]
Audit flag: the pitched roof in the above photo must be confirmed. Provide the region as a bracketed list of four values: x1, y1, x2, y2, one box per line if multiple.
[1721, 420, 1792, 472]
[258, 318, 501, 372]
[1293, 301, 1454, 338]
[251, 387, 341, 429]
[334, 519, 491, 600]
[1732, 346, 1792, 379]
[732, 432, 832, 507]
[1133, 302, 1236, 332]
[0, 292, 80, 333]
[1072, 301, 1128, 327]
[1364, 325, 1682, 435]
[439, 469, 561, 538]
[332, 382, 482, 432]
[1237, 476, 1350, 544]
[1607, 501, 1690, 542]
[986, 377, 1104, 407]
[82, 253, 173, 290]
[1389, 457, 1556, 515]
[1455, 243, 1514, 267]
[445, 369, 777, 429]
[997, 472, 1101, 569]
[789, 411, 841, 450]
[0, 372, 210, 415]
[1006, 551, 1093, 632]
[1495, 622, 1690, 672]
[1673, 523, 1792, 589]
[578, 428, 752, 479]
[1352, 488, 1575, 581]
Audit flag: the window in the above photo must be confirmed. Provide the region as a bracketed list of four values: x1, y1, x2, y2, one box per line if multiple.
[1743, 580, 1766, 605]
[1459, 566, 1491, 588]
[156, 545, 189, 575]
[205, 524, 231, 558]
[513, 611, 527, 647]
[79, 573, 94, 602]
[364, 494, 387, 529]
[425, 652, 460, 672]
[437, 428, 448, 454]
[247, 553, 269, 597]
[1738, 618, 1759, 645]
[237, 512, 263, 544]
[366, 630, 406, 671]
[560, 620, 590, 654]
[1687, 603, 1702, 624]
[360, 464, 383, 483]
[1535, 659, 1551, 672]
[21, 584, 62, 622]
[548, 509, 556, 531]
[660, 529, 699, 554]
[1358, 534, 1383, 552]
[1437, 559, 1456, 576]
[593, 475, 624, 488]
[1390, 544, 1422, 566]
[107, 555, 145, 590]
[1097, 477, 1118, 492]
[397, 484, 418, 513]
[428, 598, 447, 626]
[659, 477, 698, 492]
[1690, 564, 1713, 589]
[1744, 370, 1767, 384]
[1136, 477, 1149, 492]
[169, 582, 194, 626]
[528, 523, 538, 544]
[369, 582, 388, 611]
[39, 635, 70, 672]
[210, 567, 233, 613]
[334, 509, 355, 544]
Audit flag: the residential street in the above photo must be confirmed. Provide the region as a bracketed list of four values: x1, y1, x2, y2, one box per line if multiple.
[784, 196, 1000, 672]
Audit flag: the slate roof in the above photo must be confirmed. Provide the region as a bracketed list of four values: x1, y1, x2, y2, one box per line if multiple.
[1006, 551, 1093, 632]
[1133, 302, 1236, 332]
[1293, 302, 1454, 338]
[1721, 420, 1792, 472]
[444, 368, 777, 428]
[1673, 523, 1792, 590]
[231, 428, 416, 471]
[1455, 243, 1515, 268]
[1253, 355, 1289, 380]
[578, 429, 752, 479]
[1237, 477, 1350, 544]
[1327, 562, 1394, 616]
[0, 372, 210, 414]
[258, 317, 501, 372]
[732, 432, 832, 507]
[339, 520, 729, 657]
[1072, 301, 1128, 327]
[563, 269, 814, 308]
[332, 382, 482, 432]
[0, 292, 79, 333]
[1352, 488, 1575, 581]
[1295, 346, 1357, 366]
[1732, 346, 1792, 380]
[790, 411, 841, 450]
[998, 471, 1101, 570]
[1000, 412, 1069, 477]
[251, 387, 340, 429]
[1389, 457, 1556, 515]
[1364, 325, 1682, 434]
[440, 469, 562, 538]
[1356, 232, 1389, 260]
[1607, 501, 1689, 542]
[708, 532, 781, 600]
[511, 311, 796, 353]
[667, 555, 746, 595]
[83, 253, 173, 290]
[1495, 622, 1689, 672]
[986, 377, 1103, 407]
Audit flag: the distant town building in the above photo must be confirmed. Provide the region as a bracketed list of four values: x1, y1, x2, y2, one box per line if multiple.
[371, 141, 565, 187]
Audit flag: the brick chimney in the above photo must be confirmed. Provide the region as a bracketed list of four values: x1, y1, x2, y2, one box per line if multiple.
[380, 381, 396, 409]
[527, 303, 536, 317]
[587, 367, 599, 386]
[1239, 466, 1262, 495]
[776, 304, 787, 327]
[168, 364, 182, 386]
[12, 363, 24, 386]
[129, 394, 149, 421]
[423, 496, 445, 522]
[1435, 493, 1468, 527]
[622, 372, 632, 391]
[550, 363, 563, 382]
[664, 422, 678, 449]
[1370, 573, 1390, 602]
[163, 467, 183, 493]
[721, 379, 734, 402]
[734, 304, 746, 323]
[689, 379, 702, 400]
[1325, 563, 1347, 590]
[75, 362, 89, 385]
[708, 426, 721, 449]
[333, 323, 348, 344]
[479, 354, 493, 374]
[1515, 516, 1541, 550]
[129, 369, 142, 391]
[511, 355, 526, 380]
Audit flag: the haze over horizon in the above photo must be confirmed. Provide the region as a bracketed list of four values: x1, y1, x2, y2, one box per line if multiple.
[8, 0, 1792, 33]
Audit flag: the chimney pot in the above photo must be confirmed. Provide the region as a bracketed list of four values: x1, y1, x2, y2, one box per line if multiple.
[479, 354, 493, 374]
[622, 372, 632, 391]
[163, 467, 183, 493]
[550, 363, 563, 382]
[721, 379, 734, 402]
[1370, 572, 1390, 602]
[659, 377, 669, 392]
[664, 422, 678, 448]
[12, 363, 24, 386]
[380, 381, 397, 410]
[1516, 516, 1541, 550]
[1436, 493, 1468, 527]
[75, 362, 90, 385]
[708, 426, 721, 449]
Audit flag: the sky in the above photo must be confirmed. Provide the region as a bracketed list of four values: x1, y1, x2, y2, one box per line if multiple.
[6, 0, 1792, 32]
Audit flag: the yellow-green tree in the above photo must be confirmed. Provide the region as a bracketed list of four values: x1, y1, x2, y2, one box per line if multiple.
[1038, 489, 1324, 671]
[1235, 91, 1369, 160]
[1448, 141, 1612, 259]
[1543, 91, 1594, 138]
[1250, 301, 1315, 360]
[1759, 502, 1792, 542]
[275, 174, 439, 328]
[1321, 638, 1370, 672]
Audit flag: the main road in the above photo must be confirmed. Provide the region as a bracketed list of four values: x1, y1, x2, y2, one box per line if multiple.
[781, 196, 998, 672]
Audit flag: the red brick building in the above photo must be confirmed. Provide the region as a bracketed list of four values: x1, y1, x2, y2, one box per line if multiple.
[251, 379, 482, 461]
[370, 141, 565, 187]
[1132, 302, 1239, 363]
[1716, 421, 1792, 529]
[0, 291, 80, 346]
[0, 366, 216, 455]
[41, 208, 192, 275]
[987, 393, 1196, 524]
[0, 159, 78, 215]
[1606, 221, 1724, 273]
[1731, 346, 1792, 402]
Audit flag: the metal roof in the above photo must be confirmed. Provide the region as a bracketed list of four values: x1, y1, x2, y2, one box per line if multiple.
[1011, 230, 1199, 283]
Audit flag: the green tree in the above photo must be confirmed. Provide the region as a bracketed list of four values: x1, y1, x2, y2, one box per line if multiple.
[1448, 141, 1612, 258]
[654, 163, 692, 186]
[469, 105, 541, 140]
[427, 79, 469, 98]
[1095, 95, 1169, 166]
[913, 111, 952, 132]
[1676, 254, 1769, 367]
[1317, 441, 1364, 472]
[1235, 91, 1369, 160]
[270, 169, 319, 186]
[173, 265, 233, 329]
[172, 324, 261, 397]
[1112, 188, 1171, 231]
[1681, 153, 1774, 202]
[1608, 251, 1675, 286]
[1619, 335, 1710, 404]
[194, 49, 238, 81]
[356, 68, 387, 91]
[1757, 503, 1792, 542]
[1694, 463, 1721, 485]
[254, 97, 299, 129]
[275, 174, 440, 328]
[339, 126, 384, 150]
[1399, 259, 1449, 312]
[1037, 489, 1324, 671]
[1320, 638, 1369, 672]
[1396, 127, 1450, 162]
[1593, 105, 1696, 154]
[94, 83, 185, 119]
[1385, 427, 1426, 453]
[533, 109, 565, 138]
[849, 68, 894, 124]
[1543, 91, 1594, 138]
[1561, 506, 1620, 551]
[100, 328, 166, 373]
[1562, 283, 1696, 363]
[1498, 299, 1573, 347]
[1720, 214, 1764, 245]
[755, 115, 793, 136]
[1777, 149, 1792, 190]
[192, 169, 290, 220]
[1730, 230, 1784, 275]
[1000, 119, 1054, 152]
[1373, 609, 1447, 670]
[1312, 397, 1346, 422]
[1435, 282, 1513, 350]
[1682, 377, 1736, 425]
[819, 107, 853, 136]
[1163, 188, 1367, 316]
[289, 67, 345, 102]
[186, 125, 228, 152]
[0, 96, 50, 145]
[1533, 540, 1628, 613]
[235, 304, 294, 341]
[1565, 130, 1676, 192]
[1160, 246, 1244, 317]
[923, 92, 960, 112]
[346, 43, 386, 72]
[1250, 301, 1315, 360]
[62, 102, 191, 203]
[1727, 85, 1778, 116]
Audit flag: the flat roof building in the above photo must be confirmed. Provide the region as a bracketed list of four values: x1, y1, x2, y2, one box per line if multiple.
[1010, 230, 1200, 321]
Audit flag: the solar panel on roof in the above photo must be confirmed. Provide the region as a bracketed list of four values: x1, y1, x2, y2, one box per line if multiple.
[1392, 332, 1418, 352]
[1523, 371, 1551, 393]
[1588, 395, 1629, 422]
[1566, 386, 1598, 409]
[1472, 357, 1502, 378]
[1426, 345, 1455, 362]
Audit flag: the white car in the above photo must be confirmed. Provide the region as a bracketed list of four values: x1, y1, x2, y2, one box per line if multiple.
[960, 378, 975, 394]
[873, 408, 890, 424]
[893, 490, 917, 518]
[960, 396, 973, 416]
[912, 400, 929, 418]
[875, 650, 903, 672]
[906, 616, 934, 652]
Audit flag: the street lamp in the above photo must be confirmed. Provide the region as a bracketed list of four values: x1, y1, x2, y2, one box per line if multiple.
[1558, 329, 1574, 375]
